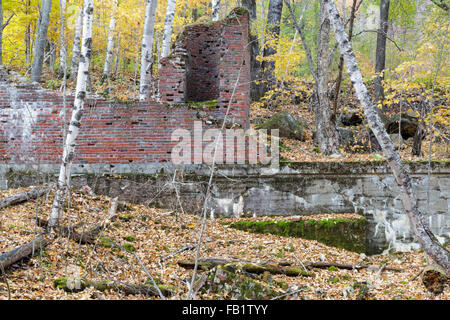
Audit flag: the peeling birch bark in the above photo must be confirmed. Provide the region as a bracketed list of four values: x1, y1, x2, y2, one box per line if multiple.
[70, 8, 83, 80]
[212, 0, 220, 21]
[102, 0, 118, 82]
[139, 0, 158, 101]
[49, 0, 94, 229]
[160, 0, 177, 62]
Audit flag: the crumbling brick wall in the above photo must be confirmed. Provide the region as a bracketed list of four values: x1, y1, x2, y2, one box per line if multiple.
[0, 8, 258, 166]
[159, 8, 250, 129]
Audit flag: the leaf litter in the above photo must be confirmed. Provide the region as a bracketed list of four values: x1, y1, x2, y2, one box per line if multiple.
[0, 186, 448, 300]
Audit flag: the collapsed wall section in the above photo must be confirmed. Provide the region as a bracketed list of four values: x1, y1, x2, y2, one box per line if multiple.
[0, 8, 254, 167]
[158, 8, 251, 129]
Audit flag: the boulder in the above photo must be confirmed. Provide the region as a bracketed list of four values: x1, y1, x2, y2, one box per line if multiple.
[256, 111, 306, 141]
[386, 114, 419, 140]
[338, 108, 364, 126]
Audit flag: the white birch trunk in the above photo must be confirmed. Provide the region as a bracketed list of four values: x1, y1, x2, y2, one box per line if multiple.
[70, 8, 83, 80]
[160, 0, 177, 61]
[49, 0, 94, 228]
[102, 0, 118, 81]
[139, 0, 158, 101]
[212, 0, 220, 21]
[58, 0, 67, 78]
[323, 0, 450, 275]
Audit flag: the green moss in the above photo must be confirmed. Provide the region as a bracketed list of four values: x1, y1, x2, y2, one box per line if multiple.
[123, 243, 136, 252]
[185, 99, 218, 109]
[119, 214, 132, 222]
[53, 277, 68, 290]
[230, 217, 367, 253]
[123, 235, 136, 242]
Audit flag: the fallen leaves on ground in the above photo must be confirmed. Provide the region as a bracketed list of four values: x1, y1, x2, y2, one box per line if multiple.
[0, 187, 448, 300]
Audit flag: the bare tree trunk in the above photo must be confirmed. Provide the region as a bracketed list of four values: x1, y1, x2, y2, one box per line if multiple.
[139, 0, 158, 101]
[374, 0, 390, 106]
[31, 0, 52, 83]
[261, 0, 283, 95]
[70, 7, 83, 80]
[58, 0, 67, 78]
[315, 0, 339, 155]
[332, 0, 357, 117]
[113, 33, 121, 76]
[323, 0, 450, 275]
[212, 0, 220, 21]
[101, 0, 118, 83]
[160, 0, 177, 62]
[49, 0, 94, 229]
[242, 0, 263, 100]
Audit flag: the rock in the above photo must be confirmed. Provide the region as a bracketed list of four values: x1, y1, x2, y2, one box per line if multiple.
[386, 114, 419, 140]
[256, 112, 306, 141]
[203, 267, 284, 300]
[339, 108, 364, 126]
[389, 133, 405, 150]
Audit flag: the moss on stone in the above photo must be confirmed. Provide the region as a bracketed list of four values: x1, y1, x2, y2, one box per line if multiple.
[230, 217, 367, 253]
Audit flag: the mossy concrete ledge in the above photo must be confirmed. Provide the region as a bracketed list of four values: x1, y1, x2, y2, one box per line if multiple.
[230, 217, 367, 253]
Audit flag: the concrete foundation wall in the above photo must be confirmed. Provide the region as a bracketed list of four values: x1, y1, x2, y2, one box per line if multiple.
[1, 161, 448, 255]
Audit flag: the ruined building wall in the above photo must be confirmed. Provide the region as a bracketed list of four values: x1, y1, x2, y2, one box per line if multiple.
[0, 9, 252, 166]
[158, 8, 251, 129]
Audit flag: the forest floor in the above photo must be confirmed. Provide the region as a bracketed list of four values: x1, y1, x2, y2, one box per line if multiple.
[1, 186, 448, 300]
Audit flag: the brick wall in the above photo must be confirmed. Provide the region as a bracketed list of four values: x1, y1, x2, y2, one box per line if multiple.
[0, 9, 261, 166]
[158, 8, 250, 129]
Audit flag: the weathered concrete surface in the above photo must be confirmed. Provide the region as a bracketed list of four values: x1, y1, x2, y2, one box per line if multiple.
[1, 161, 449, 254]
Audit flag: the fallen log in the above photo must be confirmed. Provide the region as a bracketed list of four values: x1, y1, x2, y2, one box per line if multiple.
[177, 259, 312, 277]
[0, 234, 50, 270]
[303, 261, 401, 272]
[0, 187, 49, 210]
[421, 265, 448, 295]
[53, 276, 174, 297]
[177, 258, 401, 276]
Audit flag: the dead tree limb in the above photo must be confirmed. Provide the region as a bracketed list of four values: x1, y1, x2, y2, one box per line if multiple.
[0, 187, 49, 210]
[0, 234, 50, 270]
[178, 258, 401, 275]
[53, 276, 173, 296]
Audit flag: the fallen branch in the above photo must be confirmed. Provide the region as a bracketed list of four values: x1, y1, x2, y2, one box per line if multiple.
[177, 258, 401, 276]
[53, 276, 173, 297]
[178, 259, 311, 277]
[0, 234, 50, 270]
[303, 261, 401, 272]
[0, 187, 49, 210]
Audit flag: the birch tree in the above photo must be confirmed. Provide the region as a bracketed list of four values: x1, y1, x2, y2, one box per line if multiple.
[49, 0, 94, 229]
[323, 0, 450, 275]
[58, 0, 67, 79]
[212, 0, 220, 21]
[31, 0, 52, 82]
[101, 0, 118, 83]
[70, 7, 83, 80]
[139, 0, 158, 101]
[160, 0, 177, 62]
